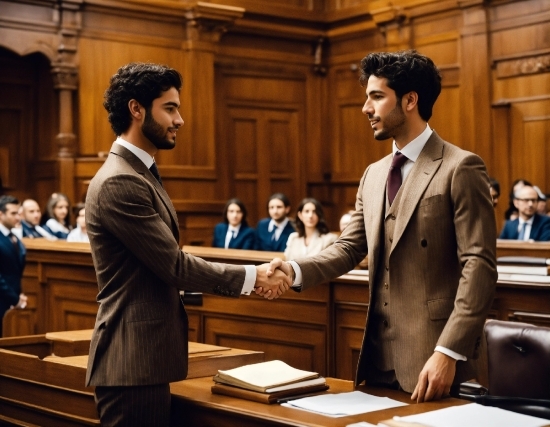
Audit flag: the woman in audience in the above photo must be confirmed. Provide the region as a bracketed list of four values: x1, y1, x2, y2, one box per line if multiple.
[67, 203, 89, 243]
[42, 193, 71, 239]
[284, 197, 337, 260]
[212, 198, 255, 250]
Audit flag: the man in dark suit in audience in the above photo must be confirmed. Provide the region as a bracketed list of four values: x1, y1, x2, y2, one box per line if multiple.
[0, 195, 27, 337]
[499, 184, 550, 241]
[18, 199, 56, 239]
[85, 62, 290, 427]
[254, 193, 295, 252]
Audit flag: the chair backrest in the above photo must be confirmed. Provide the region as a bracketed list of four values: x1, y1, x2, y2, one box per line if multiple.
[485, 320, 550, 399]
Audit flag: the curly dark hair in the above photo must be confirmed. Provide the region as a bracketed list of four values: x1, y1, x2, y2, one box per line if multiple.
[295, 198, 329, 238]
[104, 63, 183, 135]
[223, 198, 248, 227]
[359, 50, 441, 121]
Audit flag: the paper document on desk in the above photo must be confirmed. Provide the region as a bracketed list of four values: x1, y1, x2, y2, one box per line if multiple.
[281, 391, 407, 418]
[389, 403, 549, 427]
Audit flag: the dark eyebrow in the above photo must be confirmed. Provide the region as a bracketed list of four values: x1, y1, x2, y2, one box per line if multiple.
[163, 102, 180, 108]
[367, 90, 385, 97]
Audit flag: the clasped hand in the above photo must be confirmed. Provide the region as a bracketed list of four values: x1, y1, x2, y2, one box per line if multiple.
[254, 257, 292, 300]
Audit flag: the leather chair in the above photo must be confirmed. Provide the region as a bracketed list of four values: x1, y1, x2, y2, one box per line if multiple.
[457, 320, 550, 419]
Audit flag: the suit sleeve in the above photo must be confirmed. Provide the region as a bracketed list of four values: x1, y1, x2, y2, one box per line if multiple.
[294, 167, 369, 289]
[536, 217, 550, 241]
[437, 154, 497, 356]
[98, 174, 245, 296]
[241, 228, 255, 250]
[0, 275, 19, 308]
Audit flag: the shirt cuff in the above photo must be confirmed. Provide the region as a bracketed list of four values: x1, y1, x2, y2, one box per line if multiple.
[435, 346, 467, 361]
[241, 265, 256, 295]
[288, 261, 303, 288]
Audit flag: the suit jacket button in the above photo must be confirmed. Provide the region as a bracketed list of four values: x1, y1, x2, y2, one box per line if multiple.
[230, 291, 235, 296]
[421, 239, 427, 247]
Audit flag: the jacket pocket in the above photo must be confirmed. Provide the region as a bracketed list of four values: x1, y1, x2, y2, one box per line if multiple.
[419, 194, 443, 208]
[427, 297, 454, 320]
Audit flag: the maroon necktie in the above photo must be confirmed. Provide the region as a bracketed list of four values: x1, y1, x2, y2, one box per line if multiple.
[387, 151, 409, 205]
[8, 232, 20, 257]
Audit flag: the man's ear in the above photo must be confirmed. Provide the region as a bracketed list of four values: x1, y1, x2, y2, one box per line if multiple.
[403, 91, 418, 112]
[128, 99, 144, 120]
[285, 206, 291, 216]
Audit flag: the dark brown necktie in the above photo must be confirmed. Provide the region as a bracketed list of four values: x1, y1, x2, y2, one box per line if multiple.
[149, 162, 163, 186]
[8, 232, 20, 257]
[387, 151, 409, 205]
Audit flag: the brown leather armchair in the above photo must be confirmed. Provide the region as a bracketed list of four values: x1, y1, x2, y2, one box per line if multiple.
[457, 320, 550, 420]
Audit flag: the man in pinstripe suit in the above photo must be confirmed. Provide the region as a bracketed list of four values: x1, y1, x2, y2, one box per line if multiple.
[85, 63, 290, 426]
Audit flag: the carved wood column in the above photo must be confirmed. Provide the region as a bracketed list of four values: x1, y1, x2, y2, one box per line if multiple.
[51, 0, 82, 202]
[159, 3, 244, 170]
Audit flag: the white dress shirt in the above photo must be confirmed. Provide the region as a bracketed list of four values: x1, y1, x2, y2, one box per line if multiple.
[268, 218, 290, 242]
[115, 137, 257, 294]
[517, 217, 534, 241]
[224, 224, 241, 249]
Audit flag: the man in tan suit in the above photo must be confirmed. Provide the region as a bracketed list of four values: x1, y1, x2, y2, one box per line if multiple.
[85, 63, 289, 426]
[270, 51, 497, 403]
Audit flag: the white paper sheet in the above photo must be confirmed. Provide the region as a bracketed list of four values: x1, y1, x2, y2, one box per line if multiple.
[392, 403, 549, 427]
[281, 391, 407, 418]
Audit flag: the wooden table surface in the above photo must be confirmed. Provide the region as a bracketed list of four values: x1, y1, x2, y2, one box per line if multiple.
[170, 377, 468, 427]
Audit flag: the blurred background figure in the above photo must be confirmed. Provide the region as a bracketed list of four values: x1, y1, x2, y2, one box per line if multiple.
[533, 186, 548, 216]
[212, 198, 255, 250]
[67, 203, 89, 243]
[504, 179, 531, 221]
[255, 193, 294, 252]
[284, 197, 337, 260]
[489, 178, 500, 208]
[18, 199, 56, 239]
[42, 193, 71, 239]
[0, 195, 27, 337]
[339, 210, 354, 232]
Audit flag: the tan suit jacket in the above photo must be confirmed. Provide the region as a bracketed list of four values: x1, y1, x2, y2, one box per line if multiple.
[85, 143, 246, 386]
[295, 132, 497, 392]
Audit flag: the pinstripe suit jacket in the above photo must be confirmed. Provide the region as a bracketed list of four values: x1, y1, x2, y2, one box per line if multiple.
[294, 132, 497, 392]
[85, 143, 246, 387]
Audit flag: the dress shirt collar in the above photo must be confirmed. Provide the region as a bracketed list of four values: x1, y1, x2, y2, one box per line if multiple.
[0, 223, 10, 237]
[392, 124, 432, 162]
[115, 137, 155, 169]
[519, 216, 535, 226]
[268, 217, 289, 233]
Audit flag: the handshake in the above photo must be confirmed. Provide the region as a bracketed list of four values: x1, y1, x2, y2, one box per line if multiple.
[253, 258, 294, 300]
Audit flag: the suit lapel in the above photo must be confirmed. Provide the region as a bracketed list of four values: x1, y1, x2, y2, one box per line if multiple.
[391, 132, 444, 252]
[110, 144, 180, 239]
[366, 155, 392, 276]
[531, 215, 541, 240]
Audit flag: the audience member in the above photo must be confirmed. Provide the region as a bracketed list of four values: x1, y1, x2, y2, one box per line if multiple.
[504, 179, 531, 220]
[19, 199, 56, 239]
[0, 195, 27, 337]
[499, 185, 550, 241]
[489, 178, 500, 208]
[254, 193, 295, 252]
[67, 203, 89, 243]
[42, 193, 71, 239]
[284, 198, 337, 260]
[212, 198, 254, 250]
[534, 186, 548, 216]
[339, 210, 354, 232]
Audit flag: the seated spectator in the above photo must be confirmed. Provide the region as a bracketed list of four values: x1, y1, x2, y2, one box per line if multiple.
[499, 185, 550, 241]
[67, 203, 89, 243]
[534, 186, 548, 216]
[339, 210, 354, 232]
[504, 178, 531, 220]
[489, 178, 500, 208]
[284, 198, 337, 260]
[18, 199, 56, 240]
[42, 193, 71, 239]
[212, 198, 254, 250]
[254, 193, 295, 252]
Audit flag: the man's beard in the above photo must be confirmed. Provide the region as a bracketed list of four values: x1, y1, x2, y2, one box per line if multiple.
[142, 109, 176, 150]
[372, 101, 406, 141]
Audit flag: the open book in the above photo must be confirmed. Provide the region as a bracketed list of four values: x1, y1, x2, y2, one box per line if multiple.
[214, 360, 320, 393]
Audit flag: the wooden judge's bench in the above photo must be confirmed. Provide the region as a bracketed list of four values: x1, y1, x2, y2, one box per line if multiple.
[4, 239, 550, 381]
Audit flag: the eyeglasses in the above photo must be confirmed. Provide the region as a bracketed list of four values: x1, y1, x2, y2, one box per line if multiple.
[516, 198, 538, 203]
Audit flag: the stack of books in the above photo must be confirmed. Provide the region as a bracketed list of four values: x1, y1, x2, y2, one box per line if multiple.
[497, 256, 550, 283]
[211, 360, 329, 404]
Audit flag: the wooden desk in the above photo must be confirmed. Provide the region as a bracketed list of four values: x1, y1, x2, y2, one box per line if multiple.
[170, 377, 467, 427]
